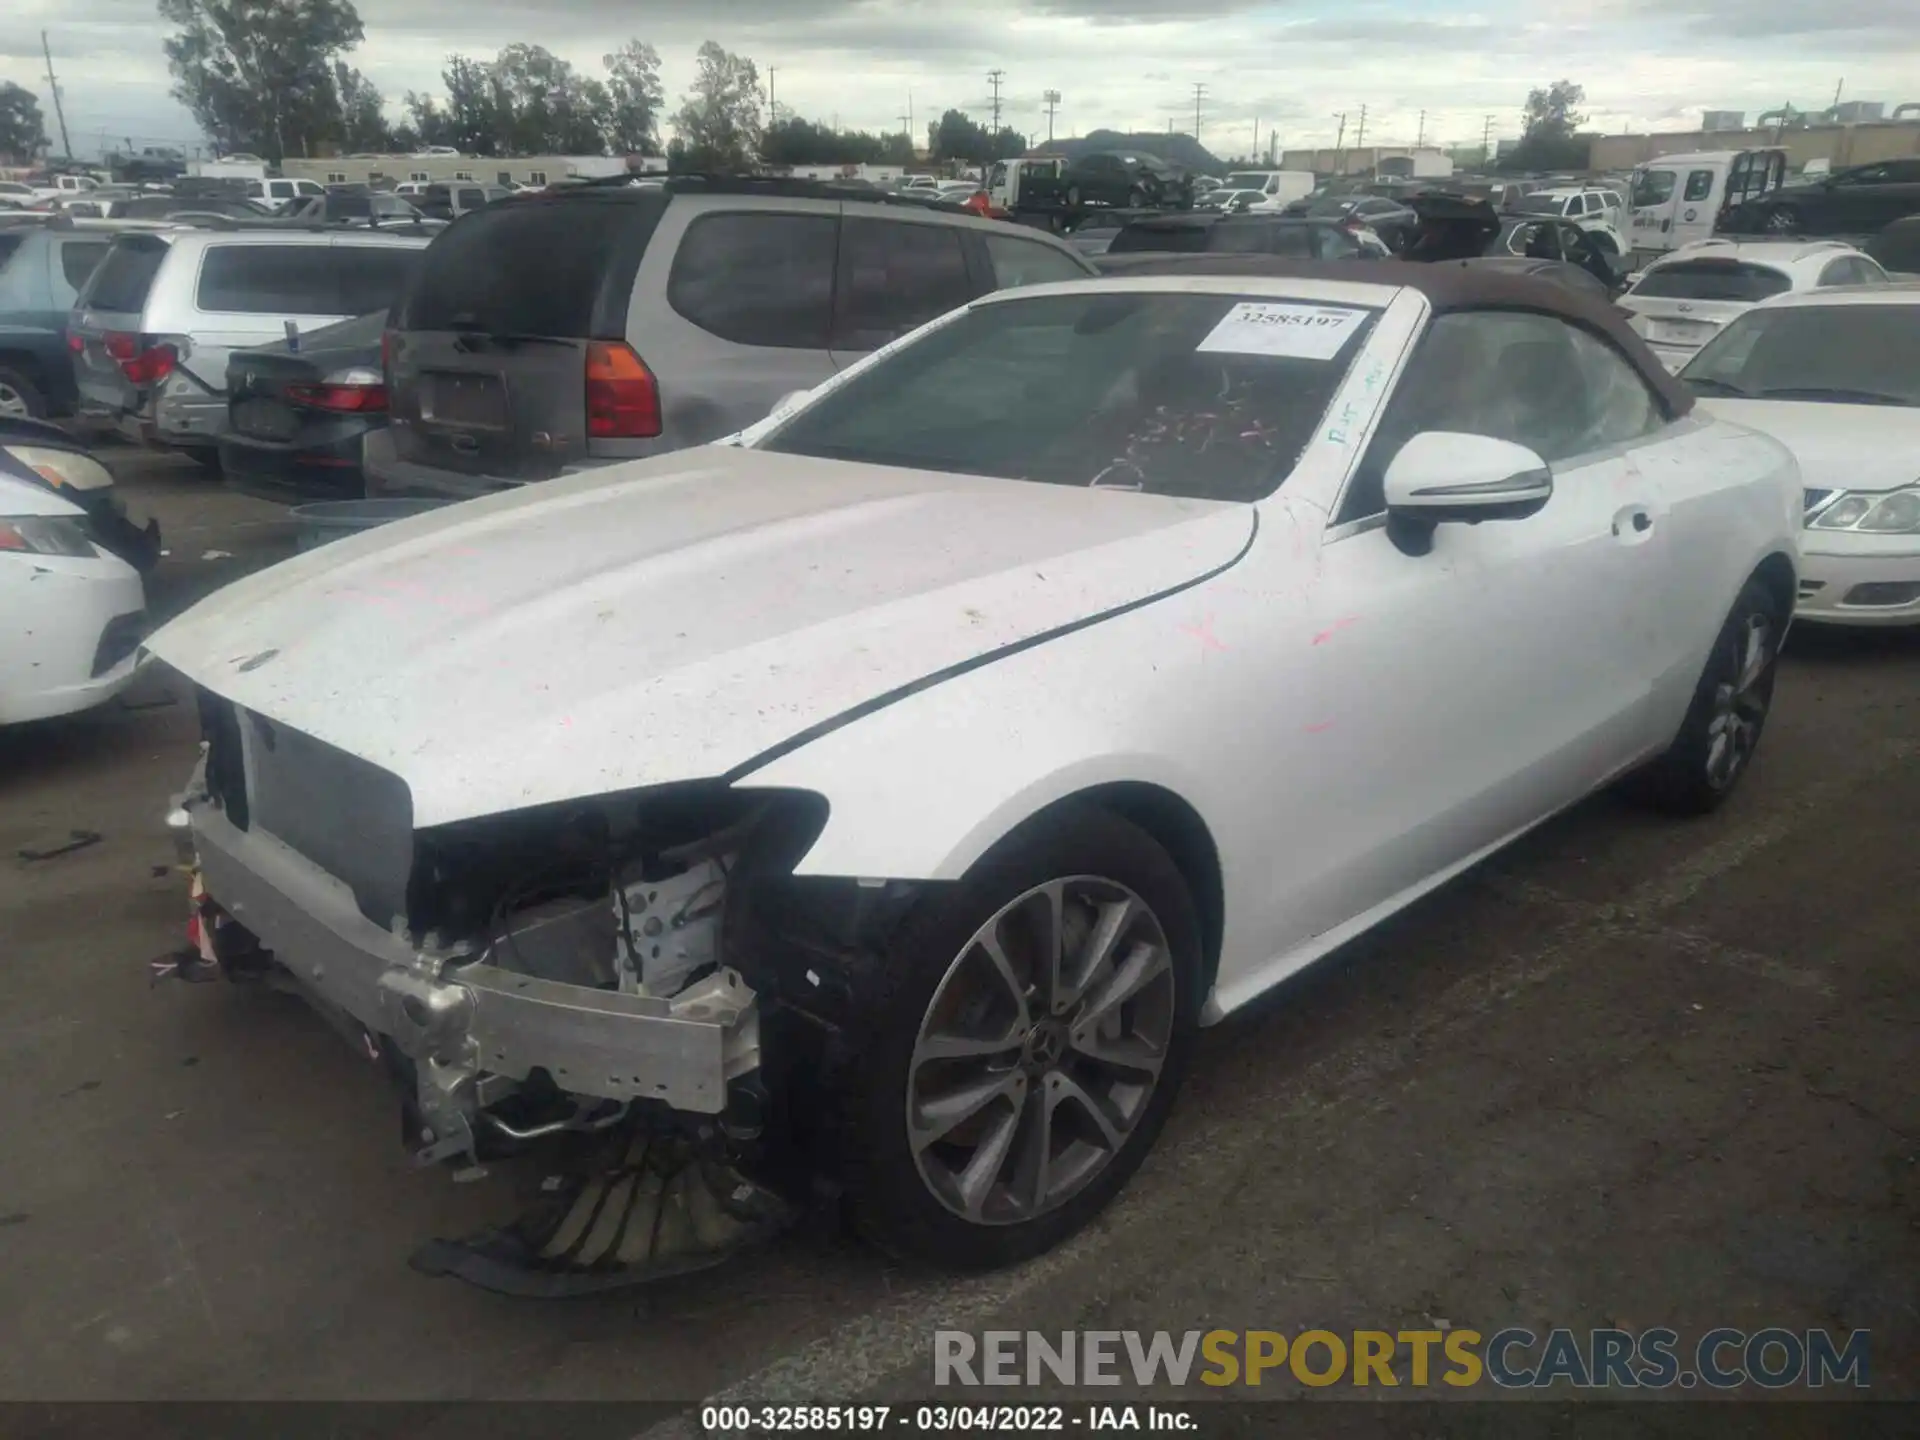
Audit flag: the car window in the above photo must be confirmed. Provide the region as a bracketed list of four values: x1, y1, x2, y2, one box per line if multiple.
[1683, 304, 1920, 406]
[80, 236, 168, 313]
[765, 290, 1377, 501]
[196, 244, 340, 315]
[1208, 221, 1316, 258]
[1631, 260, 1791, 301]
[833, 217, 974, 352]
[1683, 170, 1715, 203]
[1631, 170, 1676, 207]
[1109, 222, 1211, 255]
[0, 234, 23, 270]
[58, 240, 110, 292]
[668, 210, 837, 349]
[457, 188, 484, 207]
[1340, 310, 1655, 522]
[981, 233, 1088, 288]
[405, 196, 649, 336]
[334, 246, 421, 314]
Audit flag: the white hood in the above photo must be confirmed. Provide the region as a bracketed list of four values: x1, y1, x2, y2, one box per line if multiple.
[1700, 399, 1920, 494]
[150, 447, 1253, 826]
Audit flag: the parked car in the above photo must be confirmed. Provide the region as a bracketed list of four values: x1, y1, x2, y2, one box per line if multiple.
[1099, 213, 1391, 262]
[1288, 193, 1420, 250]
[1730, 157, 1920, 238]
[1197, 188, 1267, 214]
[1502, 187, 1628, 256]
[219, 309, 390, 504]
[154, 263, 1800, 1277]
[0, 222, 116, 417]
[1618, 239, 1889, 372]
[244, 177, 327, 206]
[1681, 285, 1920, 626]
[1400, 194, 1623, 294]
[0, 462, 148, 725]
[108, 194, 272, 221]
[410, 183, 495, 222]
[282, 192, 429, 227]
[0, 412, 160, 570]
[1217, 169, 1317, 207]
[1865, 215, 1920, 278]
[70, 227, 429, 468]
[1035, 151, 1191, 210]
[1629, 149, 1789, 263]
[364, 177, 1095, 503]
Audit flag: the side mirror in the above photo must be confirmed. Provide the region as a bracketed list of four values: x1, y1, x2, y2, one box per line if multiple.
[1383, 431, 1553, 549]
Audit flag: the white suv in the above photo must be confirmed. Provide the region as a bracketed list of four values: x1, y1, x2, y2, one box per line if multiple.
[1619, 238, 1890, 371]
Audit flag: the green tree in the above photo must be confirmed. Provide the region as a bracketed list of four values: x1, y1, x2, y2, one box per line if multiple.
[492, 43, 611, 155]
[436, 54, 502, 155]
[332, 62, 389, 151]
[670, 41, 763, 172]
[929, 108, 990, 164]
[0, 82, 47, 164]
[1506, 79, 1589, 172]
[604, 40, 664, 155]
[158, 0, 367, 161]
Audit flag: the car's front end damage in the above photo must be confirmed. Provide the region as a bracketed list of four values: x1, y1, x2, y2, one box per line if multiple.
[163, 688, 920, 1292]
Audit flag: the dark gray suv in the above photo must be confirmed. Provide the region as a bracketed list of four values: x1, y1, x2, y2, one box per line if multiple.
[365, 177, 1096, 502]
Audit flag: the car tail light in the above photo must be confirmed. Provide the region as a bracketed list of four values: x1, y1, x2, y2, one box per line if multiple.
[66, 332, 83, 354]
[585, 340, 661, 439]
[102, 330, 179, 385]
[286, 380, 388, 413]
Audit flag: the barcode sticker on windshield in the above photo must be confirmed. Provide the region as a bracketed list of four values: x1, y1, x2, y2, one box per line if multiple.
[1196, 302, 1366, 361]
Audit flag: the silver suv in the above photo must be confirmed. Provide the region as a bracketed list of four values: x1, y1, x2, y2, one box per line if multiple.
[366, 178, 1096, 501]
[69, 225, 429, 466]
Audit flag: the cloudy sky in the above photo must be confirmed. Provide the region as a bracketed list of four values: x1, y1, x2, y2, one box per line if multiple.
[2, 0, 1916, 160]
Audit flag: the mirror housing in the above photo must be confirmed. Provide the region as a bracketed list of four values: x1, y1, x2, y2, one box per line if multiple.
[1383, 431, 1553, 538]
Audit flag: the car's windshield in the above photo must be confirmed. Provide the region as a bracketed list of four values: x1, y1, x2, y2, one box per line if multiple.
[1632, 169, 1678, 207]
[1632, 260, 1791, 302]
[1682, 305, 1920, 407]
[760, 290, 1377, 501]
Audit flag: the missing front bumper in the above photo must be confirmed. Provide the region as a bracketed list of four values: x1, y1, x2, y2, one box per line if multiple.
[189, 805, 757, 1130]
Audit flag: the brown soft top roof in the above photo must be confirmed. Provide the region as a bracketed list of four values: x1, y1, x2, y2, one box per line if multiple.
[1087, 254, 1694, 417]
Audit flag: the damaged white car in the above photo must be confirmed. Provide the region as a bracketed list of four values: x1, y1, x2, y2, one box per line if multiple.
[150, 264, 1801, 1289]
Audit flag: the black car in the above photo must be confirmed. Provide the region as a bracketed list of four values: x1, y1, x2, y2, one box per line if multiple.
[1059, 151, 1190, 209]
[1099, 213, 1391, 263]
[1866, 214, 1920, 276]
[1732, 158, 1920, 237]
[1401, 193, 1624, 293]
[219, 309, 389, 504]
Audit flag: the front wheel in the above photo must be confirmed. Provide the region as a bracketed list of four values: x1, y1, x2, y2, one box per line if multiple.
[1621, 577, 1784, 814]
[837, 805, 1200, 1269]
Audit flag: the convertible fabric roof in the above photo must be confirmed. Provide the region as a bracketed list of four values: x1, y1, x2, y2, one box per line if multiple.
[1085, 254, 1695, 418]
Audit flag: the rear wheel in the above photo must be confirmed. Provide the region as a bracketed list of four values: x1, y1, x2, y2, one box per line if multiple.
[838, 806, 1200, 1269]
[1621, 577, 1783, 815]
[0, 366, 45, 420]
[1764, 204, 1802, 235]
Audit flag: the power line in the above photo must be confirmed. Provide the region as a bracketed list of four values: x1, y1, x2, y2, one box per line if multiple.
[987, 69, 1005, 134]
[41, 30, 74, 159]
[1192, 82, 1206, 142]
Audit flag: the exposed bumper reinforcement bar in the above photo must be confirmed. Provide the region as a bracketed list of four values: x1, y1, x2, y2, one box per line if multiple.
[191, 805, 745, 1115]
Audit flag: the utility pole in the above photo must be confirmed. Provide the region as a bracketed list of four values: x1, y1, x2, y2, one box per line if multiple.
[1192, 82, 1206, 142]
[1416, 109, 1426, 148]
[987, 69, 1006, 135]
[1482, 114, 1495, 166]
[767, 66, 777, 127]
[41, 31, 73, 160]
[1333, 111, 1347, 174]
[1355, 103, 1368, 150]
[1043, 89, 1061, 143]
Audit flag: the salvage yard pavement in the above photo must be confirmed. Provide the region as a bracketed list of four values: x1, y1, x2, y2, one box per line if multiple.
[1, 445, 1915, 1405]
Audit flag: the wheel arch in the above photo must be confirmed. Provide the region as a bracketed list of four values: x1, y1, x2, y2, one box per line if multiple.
[1750, 548, 1797, 621]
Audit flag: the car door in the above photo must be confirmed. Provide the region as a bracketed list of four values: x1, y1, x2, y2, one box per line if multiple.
[1284, 309, 1676, 945]
[1862, 159, 1920, 229]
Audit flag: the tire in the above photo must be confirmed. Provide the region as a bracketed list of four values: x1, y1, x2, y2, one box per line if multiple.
[0, 366, 46, 421]
[1066, 185, 1083, 208]
[1127, 186, 1146, 208]
[836, 804, 1201, 1269]
[1764, 205, 1801, 235]
[182, 446, 222, 474]
[1621, 577, 1784, 815]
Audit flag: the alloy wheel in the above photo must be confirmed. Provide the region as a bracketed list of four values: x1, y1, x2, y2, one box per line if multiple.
[1705, 612, 1774, 790]
[906, 877, 1177, 1226]
[0, 381, 29, 419]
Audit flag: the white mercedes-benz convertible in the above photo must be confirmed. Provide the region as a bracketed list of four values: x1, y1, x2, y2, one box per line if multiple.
[150, 261, 1801, 1282]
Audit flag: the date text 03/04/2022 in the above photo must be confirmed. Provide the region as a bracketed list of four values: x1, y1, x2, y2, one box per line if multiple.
[701, 1405, 1196, 1432]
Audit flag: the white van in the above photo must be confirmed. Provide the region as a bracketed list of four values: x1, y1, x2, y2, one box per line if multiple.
[1627, 149, 1787, 265]
[1220, 169, 1317, 208]
[986, 158, 1064, 211]
[242, 177, 327, 205]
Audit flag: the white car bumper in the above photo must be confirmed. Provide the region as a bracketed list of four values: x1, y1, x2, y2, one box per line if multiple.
[1796, 530, 1920, 627]
[0, 550, 149, 723]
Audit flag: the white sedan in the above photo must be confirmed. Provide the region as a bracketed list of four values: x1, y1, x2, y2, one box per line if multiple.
[1, 470, 149, 724]
[1681, 284, 1920, 626]
[149, 267, 1800, 1276]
